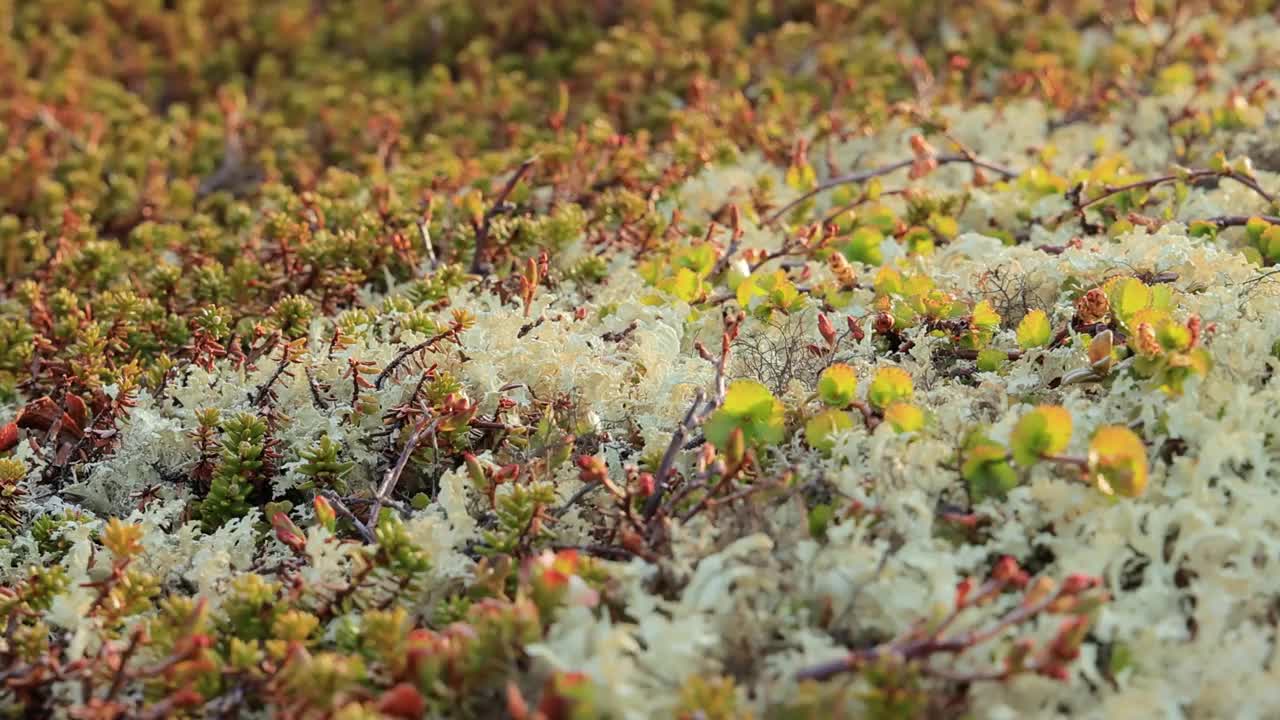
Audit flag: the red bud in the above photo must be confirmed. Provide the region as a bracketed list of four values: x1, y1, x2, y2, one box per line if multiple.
[992, 555, 1029, 588]
[954, 577, 973, 607]
[271, 512, 306, 553]
[0, 422, 17, 453]
[846, 316, 865, 342]
[378, 683, 427, 718]
[637, 472, 656, 497]
[1060, 573, 1099, 594]
[818, 313, 836, 348]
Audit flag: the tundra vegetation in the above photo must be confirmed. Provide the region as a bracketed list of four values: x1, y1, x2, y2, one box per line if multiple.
[2, 1, 1280, 718]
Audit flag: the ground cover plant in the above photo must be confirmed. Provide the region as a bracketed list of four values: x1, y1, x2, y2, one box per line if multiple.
[1, 1, 1280, 717]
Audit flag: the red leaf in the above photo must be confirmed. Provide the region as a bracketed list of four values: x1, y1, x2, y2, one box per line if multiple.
[58, 413, 84, 440]
[16, 397, 59, 432]
[64, 393, 88, 431]
[0, 423, 17, 453]
[377, 683, 426, 718]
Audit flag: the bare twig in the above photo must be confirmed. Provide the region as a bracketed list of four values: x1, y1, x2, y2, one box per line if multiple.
[304, 366, 329, 410]
[321, 490, 376, 543]
[764, 154, 1018, 226]
[1054, 169, 1275, 227]
[1203, 214, 1280, 227]
[642, 389, 707, 521]
[470, 157, 537, 275]
[374, 329, 455, 389]
[368, 418, 436, 527]
[795, 572, 1098, 683]
[554, 482, 602, 518]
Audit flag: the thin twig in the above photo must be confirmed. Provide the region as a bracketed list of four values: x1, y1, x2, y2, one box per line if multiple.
[795, 582, 1076, 682]
[1059, 169, 1275, 226]
[470, 157, 537, 275]
[374, 330, 454, 389]
[252, 355, 294, 407]
[367, 418, 436, 526]
[554, 482, 602, 518]
[642, 390, 707, 521]
[1203, 214, 1280, 227]
[304, 366, 329, 410]
[764, 154, 1018, 226]
[320, 490, 376, 543]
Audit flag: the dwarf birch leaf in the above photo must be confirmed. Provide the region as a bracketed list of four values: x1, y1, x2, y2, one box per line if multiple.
[706, 380, 786, 449]
[867, 367, 913, 410]
[964, 442, 1018, 503]
[805, 409, 854, 452]
[1010, 405, 1072, 466]
[972, 300, 1001, 330]
[816, 364, 858, 407]
[883, 402, 925, 433]
[1089, 426, 1149, 497]
[1016, 309, 1051, 349]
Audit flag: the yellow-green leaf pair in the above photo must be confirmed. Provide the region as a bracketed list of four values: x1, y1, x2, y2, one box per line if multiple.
[705, 380, 786, 450]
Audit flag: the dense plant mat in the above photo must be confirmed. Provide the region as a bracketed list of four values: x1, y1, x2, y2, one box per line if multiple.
[2, 1, 1280, 717]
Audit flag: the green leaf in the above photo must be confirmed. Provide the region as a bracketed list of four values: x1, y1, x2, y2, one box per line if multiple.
[844, 227, 884, 266]
[903, 226, 934, 255]
[1108, 277, 1151, 327]
[1262, 226, 1280, 262]
[675, 244, 717, 278]
[1188, 220, 1218, 240]
[873, 267, 903, 296]
[1016, 309, 1052, 349]
[1246, 216, 1270, 244]
[976, 348, 1007, 372]
[706, 380, 786, 449]
[804, 409, 854, 452]
[664, 267, 704, 303]
[721, 379, 775, 417]
[867, 367, 913, 410]
[964, 442, 1018, 503]
[1155, 62, 1195, 94]
[816, 364, 858, 407]
[971, 300, 1001, 330]
[808, 504, 834, 540]
[866, 177, 883, 201]
[1009, 405, 1073, 466]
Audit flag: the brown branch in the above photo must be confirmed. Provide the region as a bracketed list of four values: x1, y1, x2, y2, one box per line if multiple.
[1203, 214, 1280, 227]
[763, 154, 1018, 227]
[470, 157, 537, 275]
[304, 366, 329, 410]
[320, 490, 376, 544]
[104, 628, 146, 702]
[795, 578, 1085, 683]
[374, 329, 455, 389]
[367, 418, 436, 527]
[642, 389, 707, 521]
[1058, 169, 1275, 226]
